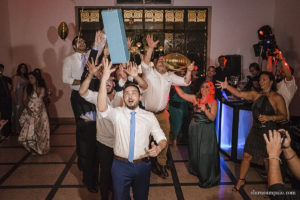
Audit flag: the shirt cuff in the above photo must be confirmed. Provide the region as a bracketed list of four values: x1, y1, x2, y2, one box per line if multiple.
[97, 104, 111, 118]
[92, 46, 98, 51]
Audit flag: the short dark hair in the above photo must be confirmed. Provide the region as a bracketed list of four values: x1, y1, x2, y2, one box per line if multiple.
[124, 82, 141, 95]
[249, 62, 260, 71]
[218, 55, 226, 60]
[153, 52, 165, 60]
[259, 71, 277, 91]
[72, 36, 84, 47]
[208, 66, 215, 71]
[0, 64, 4, 69]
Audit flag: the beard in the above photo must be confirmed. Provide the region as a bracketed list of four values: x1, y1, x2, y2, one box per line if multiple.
[107, 87, 114, 94]
[125, 101, 139, 110]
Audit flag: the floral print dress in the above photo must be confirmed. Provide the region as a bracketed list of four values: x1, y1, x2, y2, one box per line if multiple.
[18, 92, 50, 155]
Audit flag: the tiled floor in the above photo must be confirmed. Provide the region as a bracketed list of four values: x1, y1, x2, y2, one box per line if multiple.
[0, 124, 278, 199]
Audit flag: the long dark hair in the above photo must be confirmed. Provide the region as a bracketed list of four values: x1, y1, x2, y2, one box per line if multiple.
[16, 63, 28, 78]
[26, 71, 46, 98]
[259, 71, 277, 92]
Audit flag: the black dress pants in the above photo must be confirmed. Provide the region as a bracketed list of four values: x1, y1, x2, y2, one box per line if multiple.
[97, 141, 114, 200]
[78, 119, 98, 188]
[70, 90, 82, 170]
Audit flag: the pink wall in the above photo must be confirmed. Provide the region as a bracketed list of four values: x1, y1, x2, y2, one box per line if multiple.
[0, 0, 12, 71]
[274, 0, 300, 116]
[1, 0, 298, 118]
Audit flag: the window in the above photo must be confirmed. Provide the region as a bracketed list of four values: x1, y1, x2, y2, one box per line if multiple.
[76, 7, 208, 75]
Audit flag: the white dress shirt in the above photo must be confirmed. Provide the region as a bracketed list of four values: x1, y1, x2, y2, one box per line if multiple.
[83, 90, 123, 148]
[277, 76, 298, 120]
[99, 106, 166, 160]
[140, 61, 190, 112]
[62, 52, 88, 91]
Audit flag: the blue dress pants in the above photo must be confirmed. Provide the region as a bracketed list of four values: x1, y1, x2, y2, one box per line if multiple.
[111, 158, 151, 200]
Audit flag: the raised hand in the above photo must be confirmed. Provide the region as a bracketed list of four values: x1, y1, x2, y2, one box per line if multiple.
[118, 64, 128, 80]
[94, 30, 106, 46]
[127, 37, 133, 49]
[216, 77, 229, 90]
[263, 130, 282, 157]
[124, 62, 138, 78]
[101, 57, 114, 82]
[86, 58, 101, 76]
[187, 61, 195, 72]
[146, 142, 162, 157]
[146, 34, 159, 49]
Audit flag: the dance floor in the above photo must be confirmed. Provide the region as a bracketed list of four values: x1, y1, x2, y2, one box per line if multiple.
[0, 123, 289, 200]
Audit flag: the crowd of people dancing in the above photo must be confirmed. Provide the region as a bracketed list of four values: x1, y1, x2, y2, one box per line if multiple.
[0, 29, 299, 199]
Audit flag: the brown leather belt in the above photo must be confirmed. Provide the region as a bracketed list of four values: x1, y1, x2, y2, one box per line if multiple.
[114, 155, 150, 164]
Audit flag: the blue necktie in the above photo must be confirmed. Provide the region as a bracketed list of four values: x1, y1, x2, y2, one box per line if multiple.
[128, 111, 136, 163]
[81, 54, 86, 70]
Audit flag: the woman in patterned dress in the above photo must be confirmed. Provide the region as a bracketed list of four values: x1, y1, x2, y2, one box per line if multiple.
[18, 71, 50, 155]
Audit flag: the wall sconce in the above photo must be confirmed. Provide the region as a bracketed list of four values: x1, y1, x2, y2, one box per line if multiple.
[58, 22, 69, 40]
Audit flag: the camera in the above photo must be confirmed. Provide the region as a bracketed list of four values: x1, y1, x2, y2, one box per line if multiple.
[279, 130, 287, 148]
[253, 25, 278, 59]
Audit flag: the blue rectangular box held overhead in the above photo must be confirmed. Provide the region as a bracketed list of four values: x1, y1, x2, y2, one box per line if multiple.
[101, 9, 129, 64]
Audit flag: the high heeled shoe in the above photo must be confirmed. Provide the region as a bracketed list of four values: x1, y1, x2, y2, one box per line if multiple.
[232, 178, 246, 192]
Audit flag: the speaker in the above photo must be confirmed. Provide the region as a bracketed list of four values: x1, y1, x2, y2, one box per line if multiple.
[225, 55, 241, 76]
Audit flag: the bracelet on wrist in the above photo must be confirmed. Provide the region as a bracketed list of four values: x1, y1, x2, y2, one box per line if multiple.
[285, 153, 296, 161]
[267, 156, 282, 164]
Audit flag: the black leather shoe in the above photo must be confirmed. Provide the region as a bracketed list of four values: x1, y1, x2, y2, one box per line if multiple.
[88, 186, 99, 193]
[161, 165, 169, 178]
[158, 164, 169, 179]
[151, 163, 161, 176]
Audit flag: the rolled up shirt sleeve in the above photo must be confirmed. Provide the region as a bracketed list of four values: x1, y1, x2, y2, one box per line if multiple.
[150, 114, 167, 144]
[62, 58, 75, 85]
[97, 105, 116, 123]
[82, 90, 98, 105]
[169, 72, 190, 86]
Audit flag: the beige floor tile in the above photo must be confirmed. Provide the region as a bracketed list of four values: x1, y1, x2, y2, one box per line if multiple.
[169, 145, 189, 161]
[175, 162, 199, 183]
[244, 184, 269, 200]
[62, 165, 82, 185]
[24, 147, 75, 163]
[150, 171, 173, 184]
[0, 148, 28, 163]
[220, 167, 232, 183]
[53, 125, 76, 134]
[50, 135, 76, 146]
[226, 161, 265, 182]
[53, 188, 100, 200]
[0, 188, 50, 200]
[0, 136, 22, 147]
[182, 185, 243, 200]
[148, 186, 177, 200]
[0, 165, 13, 178]
[2, 164, 65, 185]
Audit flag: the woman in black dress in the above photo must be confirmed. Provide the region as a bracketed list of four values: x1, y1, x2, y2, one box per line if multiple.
[216, 71, 287, 191]
[175, 81, 220, 188]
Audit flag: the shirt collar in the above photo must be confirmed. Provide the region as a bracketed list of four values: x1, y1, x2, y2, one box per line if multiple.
[124, 106, 140, 115]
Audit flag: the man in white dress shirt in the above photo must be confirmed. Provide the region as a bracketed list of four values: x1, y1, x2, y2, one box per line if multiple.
[141, 34, 194, 178]
[62, 31, 105, 192]
[79, 59, 122, 200]
[97, 58, 167, 200]
[267, 49, 298, 120]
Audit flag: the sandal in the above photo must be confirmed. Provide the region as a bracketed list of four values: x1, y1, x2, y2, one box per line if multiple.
[232, 179, 246, 192]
